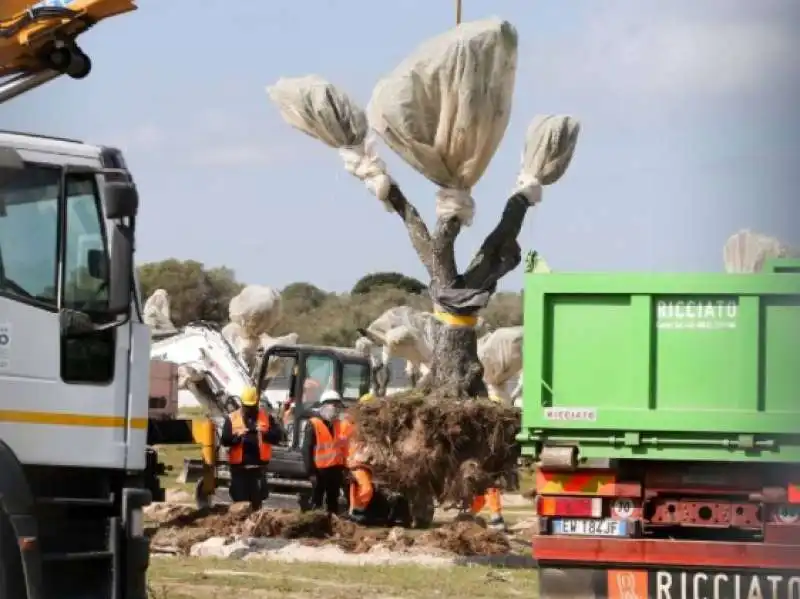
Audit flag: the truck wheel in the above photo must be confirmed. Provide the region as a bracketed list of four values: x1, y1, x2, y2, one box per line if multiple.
[0, 512, 26, 599]
[409, 495, 435, 529]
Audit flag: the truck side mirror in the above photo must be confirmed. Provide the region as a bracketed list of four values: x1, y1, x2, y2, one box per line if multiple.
[104, 180, 138, 220]
[107, 224, 133, 315]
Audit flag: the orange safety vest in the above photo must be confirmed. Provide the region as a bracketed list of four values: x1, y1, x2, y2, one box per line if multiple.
[228, 408, 272, 464]
[341, 418, 370, 470]
[338, 416, 355, 459]
[310, 417, 345, 468]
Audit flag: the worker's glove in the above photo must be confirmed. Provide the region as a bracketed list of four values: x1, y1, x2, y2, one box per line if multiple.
[230, 434, 243, 445]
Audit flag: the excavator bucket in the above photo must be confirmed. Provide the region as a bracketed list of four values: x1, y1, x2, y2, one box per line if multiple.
[0, 0, 136, 103]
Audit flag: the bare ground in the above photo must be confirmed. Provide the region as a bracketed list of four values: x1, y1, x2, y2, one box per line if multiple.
[145, 502, 529, 559]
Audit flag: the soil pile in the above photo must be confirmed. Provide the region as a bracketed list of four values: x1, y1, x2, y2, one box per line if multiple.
[419, 516, 509, 556]
[146, 503, 512, 557]
[352, 392, 520, 505]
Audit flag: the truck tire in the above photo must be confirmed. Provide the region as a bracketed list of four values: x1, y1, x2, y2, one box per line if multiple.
[0, 512, 26, 599]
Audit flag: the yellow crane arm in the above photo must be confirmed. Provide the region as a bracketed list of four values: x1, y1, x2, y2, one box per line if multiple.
[0, 0, 136, 103]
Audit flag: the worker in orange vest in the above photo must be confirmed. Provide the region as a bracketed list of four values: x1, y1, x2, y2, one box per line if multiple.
[468, 394, 507, 530]
[345, 393, 375, 523]
[301, 390, 347, 514]
[220, 386, 281, 510]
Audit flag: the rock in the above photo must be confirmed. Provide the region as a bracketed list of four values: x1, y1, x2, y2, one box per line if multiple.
[190, 536, 251, 559]
[165, 489, 193, 504]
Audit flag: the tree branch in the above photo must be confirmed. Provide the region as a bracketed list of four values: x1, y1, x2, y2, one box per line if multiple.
[430, 216, 461, 288]
[462, 193, 531, 290]
[384, 184, 434, 279]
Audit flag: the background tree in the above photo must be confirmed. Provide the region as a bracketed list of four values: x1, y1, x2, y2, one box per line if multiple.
[352, 272, 427, 296]
[137, 259, 242, 326]
[281, 282, 329, 314]
[137, 259, 522, 346]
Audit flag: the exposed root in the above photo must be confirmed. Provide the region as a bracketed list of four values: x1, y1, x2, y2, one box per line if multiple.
[351, 390, 520, 505]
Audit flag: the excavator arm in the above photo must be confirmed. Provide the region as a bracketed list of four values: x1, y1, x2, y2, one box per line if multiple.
[0, 0, 136, 103]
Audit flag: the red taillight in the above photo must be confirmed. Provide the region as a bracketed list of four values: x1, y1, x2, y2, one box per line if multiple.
[788, 483, 800, 504]
[537, 496, 602, 518]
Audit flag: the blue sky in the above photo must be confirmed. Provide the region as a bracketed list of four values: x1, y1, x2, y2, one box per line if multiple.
[4, 0, 799, 291]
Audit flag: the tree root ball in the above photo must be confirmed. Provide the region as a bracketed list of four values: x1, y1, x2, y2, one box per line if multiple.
[351, 391, 521, 505]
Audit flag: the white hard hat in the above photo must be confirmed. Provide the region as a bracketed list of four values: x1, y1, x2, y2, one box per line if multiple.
[319, 389, 342, 404]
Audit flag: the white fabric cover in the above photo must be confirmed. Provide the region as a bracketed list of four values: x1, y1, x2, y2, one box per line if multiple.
[368, 18, 519, 226]
[361, 306, 439, 368]
[261, 332, 300, 378]
[723, 229, 798, 273]
[267, 76, 392, 207]
[267, 75, 367, 148]
[478, 326, 523, 406]
[228, 285, 282, 338]
[142, 289, 176, 334]
[514, 115, 581, 204]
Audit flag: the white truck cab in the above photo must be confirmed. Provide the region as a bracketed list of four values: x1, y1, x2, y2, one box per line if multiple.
[0, 130, 152, 599]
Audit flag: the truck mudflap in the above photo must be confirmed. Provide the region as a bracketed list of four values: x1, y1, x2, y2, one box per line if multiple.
[539, 566, 800, 599]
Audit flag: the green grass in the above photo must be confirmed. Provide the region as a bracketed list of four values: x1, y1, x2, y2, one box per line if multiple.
[153, 444, 200, 493]
[147, 557, 538, 599]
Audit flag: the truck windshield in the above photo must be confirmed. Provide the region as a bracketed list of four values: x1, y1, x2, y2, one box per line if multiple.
[0, 163, 110, 311]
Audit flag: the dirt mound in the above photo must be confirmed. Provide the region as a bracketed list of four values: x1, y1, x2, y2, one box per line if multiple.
[418, 517, 510, 556]
[148, 503, 255, 551]
[352, 392, 520, 504]
[243, 509, 332, 539]
[147, 504, 512, 558]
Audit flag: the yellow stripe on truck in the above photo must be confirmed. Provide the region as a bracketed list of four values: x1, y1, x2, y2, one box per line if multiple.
[0, 410, 147, 429]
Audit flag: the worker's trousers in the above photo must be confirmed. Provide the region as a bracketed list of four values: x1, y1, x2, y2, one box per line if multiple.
[470, 487, 502, 516]
[311, 466, 345, 514]
[348, 467, 375, 520]
[229, 465, 268, 510]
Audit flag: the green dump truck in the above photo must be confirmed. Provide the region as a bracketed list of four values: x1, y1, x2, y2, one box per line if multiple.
[519, 258, 800, 599]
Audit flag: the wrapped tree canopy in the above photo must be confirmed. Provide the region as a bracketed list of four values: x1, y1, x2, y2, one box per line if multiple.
[267, 75, 393, 210]
[723, 229, 798, 273]
[225, 285, 283, 370]
[477, 326, 523, 406]
[143, 289, 177, 336]
[368, 17, 518, 227]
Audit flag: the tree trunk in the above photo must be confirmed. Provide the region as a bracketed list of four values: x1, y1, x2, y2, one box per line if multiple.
[424, 323, 486, 398]
[383, 186, 532, 400]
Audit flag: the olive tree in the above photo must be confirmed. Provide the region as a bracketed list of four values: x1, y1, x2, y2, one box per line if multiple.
[268, 19, 579, 399]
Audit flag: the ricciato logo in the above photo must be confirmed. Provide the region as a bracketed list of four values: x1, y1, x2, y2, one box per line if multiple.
[608, 570, 648, 599]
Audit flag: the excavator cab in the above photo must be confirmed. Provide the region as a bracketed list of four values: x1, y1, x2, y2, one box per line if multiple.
[253, 344, 371, 480]
[0, 0, 137, 104]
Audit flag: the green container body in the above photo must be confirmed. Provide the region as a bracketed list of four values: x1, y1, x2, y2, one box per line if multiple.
[521, 259, 800, 463]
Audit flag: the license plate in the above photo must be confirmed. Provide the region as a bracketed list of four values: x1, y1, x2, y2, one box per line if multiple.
[552, 518, 627, 537]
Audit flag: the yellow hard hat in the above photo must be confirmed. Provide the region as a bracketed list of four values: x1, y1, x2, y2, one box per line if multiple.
[359, 392, 375, 404]
[240, 386, 259, 407]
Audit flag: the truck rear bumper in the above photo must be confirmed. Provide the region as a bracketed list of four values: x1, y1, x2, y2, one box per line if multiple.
[534, 536, 800, 570]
